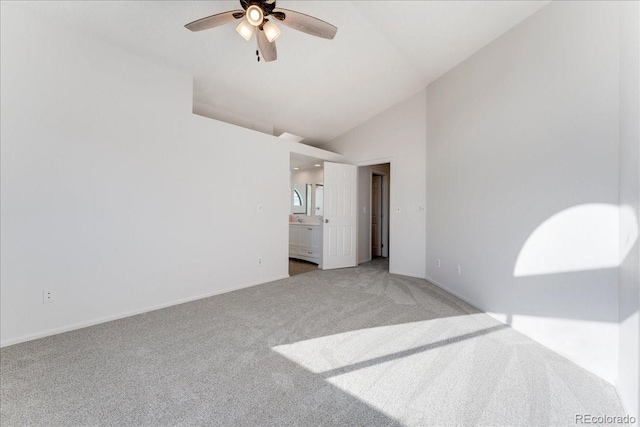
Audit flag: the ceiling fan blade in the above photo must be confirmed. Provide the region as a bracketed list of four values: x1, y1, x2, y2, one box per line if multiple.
[272, 8, 337, 40]
[256, 28, 277, 62]
[185, 10, 245, 32]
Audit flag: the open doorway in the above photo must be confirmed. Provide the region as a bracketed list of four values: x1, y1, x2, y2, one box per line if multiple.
[371, 165, 390, 262]
[289, 154, 360, 275]
[289, 153, 324, 277]
[371, 174, 384, 258]
[357, 163, 390, 270]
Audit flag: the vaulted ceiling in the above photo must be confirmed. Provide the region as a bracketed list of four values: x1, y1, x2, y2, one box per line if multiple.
[13, 1, 549, 145]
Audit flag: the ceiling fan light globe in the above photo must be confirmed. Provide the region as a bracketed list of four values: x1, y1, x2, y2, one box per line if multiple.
[236, 20, 254, 41]
[263, 21, 281, 43]
[246, 5, 264, 27]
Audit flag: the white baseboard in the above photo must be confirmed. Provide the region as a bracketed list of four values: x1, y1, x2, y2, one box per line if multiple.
[425, 275, 485, 313]
[0, 274, 288, 348]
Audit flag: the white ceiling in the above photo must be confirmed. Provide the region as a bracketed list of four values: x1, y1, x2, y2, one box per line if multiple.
[290, 152, 323, 170]
[12, 1, 548, 145]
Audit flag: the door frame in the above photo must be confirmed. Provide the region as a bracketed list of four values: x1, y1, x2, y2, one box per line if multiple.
[354, 158, 393, 269]
[371, 174, 383, 257]
[370, 169, 390, 260]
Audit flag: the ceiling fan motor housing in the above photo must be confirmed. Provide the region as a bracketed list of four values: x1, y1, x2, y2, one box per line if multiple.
[241, 0, 277, 15]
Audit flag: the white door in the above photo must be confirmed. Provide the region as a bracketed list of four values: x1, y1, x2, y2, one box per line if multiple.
[322, 162, 358, 270]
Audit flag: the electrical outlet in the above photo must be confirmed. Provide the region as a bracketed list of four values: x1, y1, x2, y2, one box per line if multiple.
[457, 265, 462, 275]
[257, 257, 262, 265]
[43, 290, 54, 304]
[257, 204, 263, 213]
[436, 259, 441, 268]
[418, 206, 426, 212]
[393, 207, 401, 213]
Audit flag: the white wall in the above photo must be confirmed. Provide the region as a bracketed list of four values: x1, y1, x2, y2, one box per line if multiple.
[0, 5, 293, 345]
[426, 1, 621, 383]
[618, 0, 640, 417]
[194, 102, 275, 137]
[324, 92, 427, 279]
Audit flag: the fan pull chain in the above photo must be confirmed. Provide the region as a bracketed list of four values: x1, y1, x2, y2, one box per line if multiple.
[256, 48, 260, 62]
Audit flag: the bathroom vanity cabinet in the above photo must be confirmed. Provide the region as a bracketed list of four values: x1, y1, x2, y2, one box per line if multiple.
[289, 223, 322, 266]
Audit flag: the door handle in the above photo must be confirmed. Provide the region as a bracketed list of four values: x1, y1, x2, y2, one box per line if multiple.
[325, 219, 329, 223]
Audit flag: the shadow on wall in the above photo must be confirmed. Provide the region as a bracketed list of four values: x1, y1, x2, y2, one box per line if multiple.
[513, 203, 638, 323]
[514, 203, 637, 278]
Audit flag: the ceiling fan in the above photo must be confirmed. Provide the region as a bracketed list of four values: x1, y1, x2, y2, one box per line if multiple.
[185, 0, 337, 62]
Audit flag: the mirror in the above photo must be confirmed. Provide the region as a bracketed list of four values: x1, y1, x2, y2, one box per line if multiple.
[315, 185, 324, 216]
[305, 184, 312, 216]
[292, 184, 308, 214]
[291, 182, 323, 217]
[290, 159, 324, 218]
[292, 184, 312, 215]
